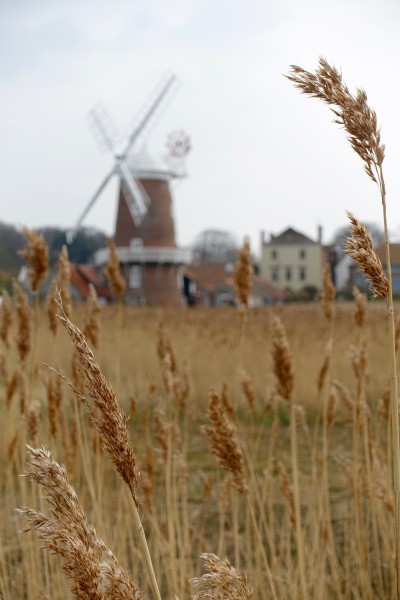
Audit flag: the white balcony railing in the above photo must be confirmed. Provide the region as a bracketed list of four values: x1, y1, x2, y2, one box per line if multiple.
[93, 246, 192, 266]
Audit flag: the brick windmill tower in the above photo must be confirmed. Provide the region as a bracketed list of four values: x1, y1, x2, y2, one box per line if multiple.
[70, 75, 191, 305]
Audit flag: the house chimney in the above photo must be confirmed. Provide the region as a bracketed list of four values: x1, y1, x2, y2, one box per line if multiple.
[260, 230, 266, 247]
[317, 225, 323, 245]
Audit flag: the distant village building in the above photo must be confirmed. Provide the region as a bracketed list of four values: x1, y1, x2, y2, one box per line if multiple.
[260, 226, 324, 293]
[183, 263, 284, 307]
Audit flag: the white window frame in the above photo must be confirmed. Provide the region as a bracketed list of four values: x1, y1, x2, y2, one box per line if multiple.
[129, 265, 142, 289]
[130, 238, 143, 249]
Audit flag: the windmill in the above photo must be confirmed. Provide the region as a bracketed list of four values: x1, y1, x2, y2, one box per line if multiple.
[71, 74, 192, 305]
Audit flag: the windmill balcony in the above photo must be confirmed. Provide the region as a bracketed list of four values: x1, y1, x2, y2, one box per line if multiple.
[93, 245, 192, 266]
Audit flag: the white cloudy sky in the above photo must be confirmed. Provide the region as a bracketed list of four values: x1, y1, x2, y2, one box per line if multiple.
[1, 0, 400, 255]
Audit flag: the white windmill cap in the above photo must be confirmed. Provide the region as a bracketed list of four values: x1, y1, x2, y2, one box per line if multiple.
[127, 148, 187, 180]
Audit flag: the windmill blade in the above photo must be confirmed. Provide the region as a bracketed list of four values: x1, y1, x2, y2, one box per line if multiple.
[116, 158, 149, 226]
[88, 104, 119, 154]
[69, 169, 115, 240]
[123, 73, 177, 156]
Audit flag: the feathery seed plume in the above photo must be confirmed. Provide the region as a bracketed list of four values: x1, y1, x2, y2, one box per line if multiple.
[287, 57, 385, 182]
[105, 238, 126, 299]
[46, 278, 58, 336]
[18, 446, 142, 599]
[13, 280, 31, 364]
[233, 237, 253, 310]
[56, 299, 139, 502]
[202, 388, 247, 493]
[321, 264, 335, 322]
[345, 212, 388, 298]
[192, 553, 253, 600]
[271, 316, 294, 402]
[19, 227, 49, 293]
[239, 368, 255, 410]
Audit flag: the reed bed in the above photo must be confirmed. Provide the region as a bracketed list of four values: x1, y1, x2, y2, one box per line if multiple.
[0, 295, 398, 599]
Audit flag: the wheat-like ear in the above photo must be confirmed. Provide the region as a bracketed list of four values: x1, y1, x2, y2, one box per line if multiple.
[233, 236, 253, 310]
[17, 446, 143, 600]
[105, 238, 126, 299]
[192, 553, 253, 600]
[202, 388, 248, 494]
[345, 211, 388, 298]
[55, 296, 138, 500]
[286, 57, 384, 182]
[271, 316, 293, 402]
[19, 227, 49, 293]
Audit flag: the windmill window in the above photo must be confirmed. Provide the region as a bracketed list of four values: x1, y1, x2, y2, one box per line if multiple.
[129, 265, 142, 289]
[130, 238, 143, 249]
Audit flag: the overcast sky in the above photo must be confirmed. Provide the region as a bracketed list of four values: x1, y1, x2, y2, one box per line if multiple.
[1, 0, 400, 256]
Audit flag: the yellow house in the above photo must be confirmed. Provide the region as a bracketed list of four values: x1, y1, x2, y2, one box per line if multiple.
[260, 227, 323, 292]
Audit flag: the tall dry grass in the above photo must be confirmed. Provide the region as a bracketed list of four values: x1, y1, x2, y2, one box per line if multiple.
[1, 59, 400, 599]
[0, 295, 399, 599]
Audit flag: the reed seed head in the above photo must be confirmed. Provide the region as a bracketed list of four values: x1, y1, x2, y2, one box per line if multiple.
[18, 446, 142, 599]
[271, 316, 294, 402]
[192, 553, 253, 600]
[202, 388, 247, 493]
[105, 238, 126, 299]
[19, 227, 49, 292]
[56, 298, 139, 503]
[13, 280, 31, 364]
[287, 57, 385, 183]
[345, 212, 388, 298]
[46, 278, 58, 336]
[233, 236, 253, 310]
[321, 264, 335, 322]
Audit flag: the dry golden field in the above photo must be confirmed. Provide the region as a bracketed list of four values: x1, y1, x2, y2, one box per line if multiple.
[0, 297, 398, 599]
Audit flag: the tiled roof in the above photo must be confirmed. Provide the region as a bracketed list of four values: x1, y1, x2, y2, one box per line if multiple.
[184, 263, 284, 301]
[266, 227, 317, 246]
[375, 242, 400, 266]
